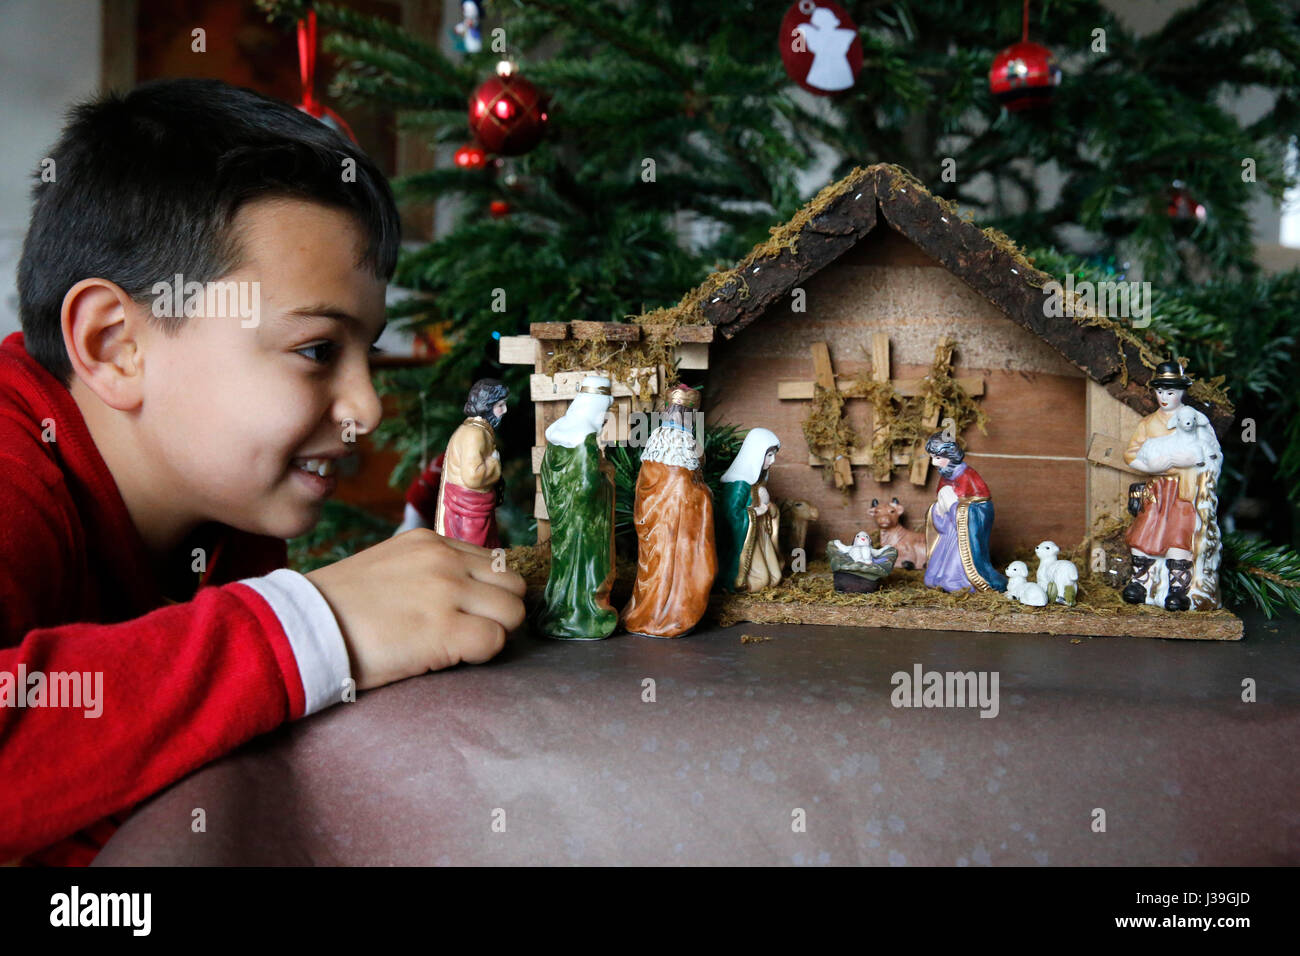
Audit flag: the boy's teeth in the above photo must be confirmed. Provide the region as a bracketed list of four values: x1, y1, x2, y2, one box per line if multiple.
[295, 458, 336, 478]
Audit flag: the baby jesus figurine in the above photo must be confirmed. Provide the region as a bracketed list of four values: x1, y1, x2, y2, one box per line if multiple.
[922, 432, 1007, 594]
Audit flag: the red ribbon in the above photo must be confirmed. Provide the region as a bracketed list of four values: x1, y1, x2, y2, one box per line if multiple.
[295, 9, 357, 141]
[297, 10, 319, 115]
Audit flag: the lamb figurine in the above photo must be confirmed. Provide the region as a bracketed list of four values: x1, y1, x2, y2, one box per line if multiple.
[1132, 405, 1218, 470]
[1004, 561, 1048, 606]
[1034, 541, 1079, 606]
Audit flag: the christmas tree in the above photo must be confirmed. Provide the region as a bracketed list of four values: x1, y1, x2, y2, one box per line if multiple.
[261, 0, 1300, 615]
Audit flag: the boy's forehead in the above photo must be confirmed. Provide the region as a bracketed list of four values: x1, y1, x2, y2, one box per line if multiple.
[230, 198, 386, 318]
[232, 197, 374, 277]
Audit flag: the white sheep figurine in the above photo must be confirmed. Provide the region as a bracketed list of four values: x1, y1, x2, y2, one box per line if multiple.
[1132, 405, 1218, 470]
[1004, 561, 1048, 606]
[1034, 541, 1079, 606]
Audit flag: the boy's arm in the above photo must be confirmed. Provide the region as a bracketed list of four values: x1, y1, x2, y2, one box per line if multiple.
[0, 464, 351, 860]
[0, 573, 351, 861]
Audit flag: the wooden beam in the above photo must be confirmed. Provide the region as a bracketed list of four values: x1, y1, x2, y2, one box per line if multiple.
[776, 376, 986, 401]
[498, 334, 537, 365]
[530, 369, 658, 401]
[869, 332, 892, 483]
[810, 343, 853, 489]
[530, 322, 568, 339]
[569, 320, 641, 341]
[643, 324, 715, 343]
[909, 338, 954, 486]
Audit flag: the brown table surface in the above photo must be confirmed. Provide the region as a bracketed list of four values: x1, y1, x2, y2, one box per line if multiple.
[94, 613, 1300, 866]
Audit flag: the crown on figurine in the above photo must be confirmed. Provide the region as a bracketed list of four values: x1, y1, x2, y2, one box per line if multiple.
[1149, 361, 1194, 390]
[577, 375, 612, 395]
[666, 384, 700, 408]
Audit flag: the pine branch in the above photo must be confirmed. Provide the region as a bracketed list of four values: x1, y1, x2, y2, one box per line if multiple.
[1221, 532, 1300, 618]
[520, 0, 694, 88]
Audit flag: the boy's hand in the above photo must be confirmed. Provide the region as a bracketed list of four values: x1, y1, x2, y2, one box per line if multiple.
[305, 529, 527, 691]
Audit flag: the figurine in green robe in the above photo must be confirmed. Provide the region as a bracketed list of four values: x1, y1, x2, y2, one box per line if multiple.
[539, 375, 617, 639]
[716, 428, 783, 593]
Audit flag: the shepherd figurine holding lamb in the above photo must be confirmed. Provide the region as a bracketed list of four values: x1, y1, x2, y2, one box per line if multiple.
[1121, 362, 1223, 612]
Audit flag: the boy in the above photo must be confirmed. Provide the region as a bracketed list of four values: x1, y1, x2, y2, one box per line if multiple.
[0, 78, 526, 865]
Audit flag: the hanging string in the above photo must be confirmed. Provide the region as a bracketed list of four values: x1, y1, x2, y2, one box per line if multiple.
[1022, 0, 1030, 42]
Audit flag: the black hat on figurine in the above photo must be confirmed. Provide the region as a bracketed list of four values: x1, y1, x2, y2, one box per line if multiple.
[1148, 361, 1193, 391]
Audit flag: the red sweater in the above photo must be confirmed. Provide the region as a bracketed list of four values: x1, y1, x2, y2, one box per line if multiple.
[0, 332, 350, 865]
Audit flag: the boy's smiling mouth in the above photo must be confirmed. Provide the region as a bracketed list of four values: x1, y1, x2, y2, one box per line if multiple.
[292, 457, 338, 478]
[290, 451, 354, 500]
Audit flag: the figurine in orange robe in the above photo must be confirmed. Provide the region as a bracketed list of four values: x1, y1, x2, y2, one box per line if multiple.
[621, 385, 717, 638]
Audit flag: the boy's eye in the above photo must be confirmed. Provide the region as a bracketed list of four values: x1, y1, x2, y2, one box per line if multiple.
[296, 341, 339, 364]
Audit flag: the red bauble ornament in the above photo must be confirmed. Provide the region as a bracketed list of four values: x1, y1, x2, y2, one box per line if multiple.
[778, 1, 862, 96]
[454, 143, 488, 169]
[489, 199, 510, 218]
[468, 63, 549, 156]
[989, 40, 1060, 111]
[1167, 181, 1207, 222]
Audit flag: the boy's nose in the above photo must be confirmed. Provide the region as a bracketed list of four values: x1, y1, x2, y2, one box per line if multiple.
[336, 365, 384, 437]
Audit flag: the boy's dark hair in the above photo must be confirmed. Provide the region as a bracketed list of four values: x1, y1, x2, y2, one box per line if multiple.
[17, 78, 401, 385]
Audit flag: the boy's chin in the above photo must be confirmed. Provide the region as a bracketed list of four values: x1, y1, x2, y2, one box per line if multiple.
[271, 505, 325, 540]
[232, 501, 323, 542]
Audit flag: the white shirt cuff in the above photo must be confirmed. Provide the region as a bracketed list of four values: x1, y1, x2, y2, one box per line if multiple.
[238, 568, 353, 716]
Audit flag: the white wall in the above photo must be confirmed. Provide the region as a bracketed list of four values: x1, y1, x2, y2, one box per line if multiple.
[0, 0, 103, 339]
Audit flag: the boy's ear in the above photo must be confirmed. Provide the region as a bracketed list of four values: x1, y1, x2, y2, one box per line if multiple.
[62, 278, 147, 411]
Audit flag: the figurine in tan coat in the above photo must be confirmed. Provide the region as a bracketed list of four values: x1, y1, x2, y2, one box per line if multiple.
[1121, 363, 1222, 611]
[435, 378, 509, 548]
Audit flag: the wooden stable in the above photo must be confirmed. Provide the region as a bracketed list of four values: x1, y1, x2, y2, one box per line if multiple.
[501, 163, 1235, 581]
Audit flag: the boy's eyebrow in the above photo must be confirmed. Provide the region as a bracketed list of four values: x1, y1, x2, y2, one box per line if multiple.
[283, 304, 387, 340]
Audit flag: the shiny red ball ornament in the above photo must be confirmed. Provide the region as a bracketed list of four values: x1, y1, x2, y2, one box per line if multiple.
[1167, 181, 1207, 222]
[454, 143, 488, 169]
[468, 66, 549, 156]
[489, 199, 510, 218]
[988, 41, 1060, 111]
